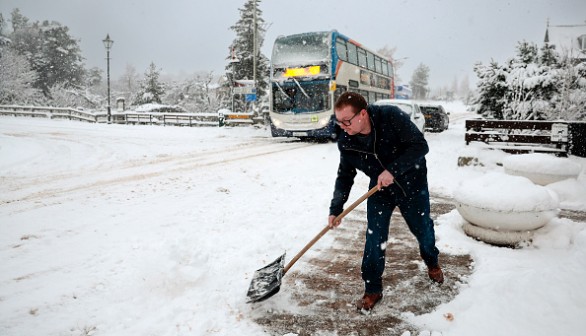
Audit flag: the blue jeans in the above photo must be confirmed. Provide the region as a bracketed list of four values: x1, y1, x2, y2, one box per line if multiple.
[362, 186, 439, 294]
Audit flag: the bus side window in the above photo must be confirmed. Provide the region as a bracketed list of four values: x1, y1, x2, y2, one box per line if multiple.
[382, 59, 390, 76]
[358, 48, 367, 68]
[336, 38, 348, 62]
[375, 56, 382, 74]
[347, 44, 358, 65]
[367, 52, 375, 71]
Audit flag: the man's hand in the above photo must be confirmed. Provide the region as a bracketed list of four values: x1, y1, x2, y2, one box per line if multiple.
[328, 215, 341, 229]
[377, 170, 395, 190]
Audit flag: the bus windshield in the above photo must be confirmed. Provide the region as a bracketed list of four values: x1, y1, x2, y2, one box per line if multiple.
[272, 32, 330, 66]
[272, 81, 330, 113]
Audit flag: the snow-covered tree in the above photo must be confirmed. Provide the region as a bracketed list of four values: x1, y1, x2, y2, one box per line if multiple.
[84, 67, 102, 88]
[8, 10, 85, 97]
[553, 54, 586, 120]
[39, 21, 85, 91]
[9, 8, 28, 31]
[0, 48, 43, 104]
[474, 39, 585, 121]
[473, 60, 508, 119]
[410, 63, 430, 99]
[165, 72, 223, 113]
[503, 42, 541, 120]
[226, 0, 270, 102]
[0, 13, 9, 48]
[501, 41, 561, 120]
[47, 82, 102, 108]
[133, 62, 165, 105]
[539, 43, 559, 67]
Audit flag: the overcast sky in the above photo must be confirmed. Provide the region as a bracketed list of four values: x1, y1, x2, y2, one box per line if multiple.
[1, 0, 585, 89]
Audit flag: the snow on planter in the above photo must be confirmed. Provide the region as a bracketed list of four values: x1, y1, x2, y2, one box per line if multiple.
[503, 153, 582, 186]
[454, 172, 559, 246]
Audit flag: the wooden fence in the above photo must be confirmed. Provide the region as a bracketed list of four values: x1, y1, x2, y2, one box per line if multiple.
[465, 119, 569, 156]
[0, 105, 255, 126]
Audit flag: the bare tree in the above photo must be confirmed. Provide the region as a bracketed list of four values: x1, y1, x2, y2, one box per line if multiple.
[410, 63, 430, 100]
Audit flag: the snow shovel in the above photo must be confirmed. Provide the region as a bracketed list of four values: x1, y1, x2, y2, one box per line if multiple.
[246, 185, 379, 303]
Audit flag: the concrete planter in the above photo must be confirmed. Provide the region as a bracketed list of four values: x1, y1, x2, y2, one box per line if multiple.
[461, 222, 535, 246]
[455, 172, 559, 245]
[456, 202, 556, 232]
[503, 153, 581, 186]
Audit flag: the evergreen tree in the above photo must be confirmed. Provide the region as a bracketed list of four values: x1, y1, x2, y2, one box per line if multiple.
[409, 63, 430, 99]
[8, 10, 85, 97]
[539, 43, 559, 67]
[473, 60, 508, 119]
[10, 8, 28, 31]
[515, 41, 538, 65]
[133, 62, 165, 105]
[226, 0, 270, 105]
[473, 39, 585, 121]
[505, 41, 558, 120]
[0, 13, 10, 49]
[38, 21, 85, 91]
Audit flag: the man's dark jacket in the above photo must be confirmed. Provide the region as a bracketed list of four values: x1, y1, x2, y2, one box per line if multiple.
[329, 104, 430, 216]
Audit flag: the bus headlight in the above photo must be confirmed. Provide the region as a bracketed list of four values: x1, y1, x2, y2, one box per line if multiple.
[271, 117, 283, 128]
[317, 116, 330, 128]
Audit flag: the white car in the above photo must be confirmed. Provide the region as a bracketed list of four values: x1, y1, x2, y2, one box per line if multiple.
[372, 99, 425, 133]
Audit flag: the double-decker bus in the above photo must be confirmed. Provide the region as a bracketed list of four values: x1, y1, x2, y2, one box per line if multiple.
[269, 30, 395, 139]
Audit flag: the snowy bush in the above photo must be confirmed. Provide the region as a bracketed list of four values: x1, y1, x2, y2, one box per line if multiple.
[0, 49, 43, 104]
[474, 41, 586, 121]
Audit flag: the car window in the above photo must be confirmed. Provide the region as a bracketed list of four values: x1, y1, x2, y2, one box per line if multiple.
[422, 106, 439, 114]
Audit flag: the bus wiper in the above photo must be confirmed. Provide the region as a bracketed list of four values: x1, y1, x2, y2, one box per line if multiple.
[274, 81, 292, 101]
[292, 78, 310, 99]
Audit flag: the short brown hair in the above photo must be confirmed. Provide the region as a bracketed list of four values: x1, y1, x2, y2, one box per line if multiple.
[334, 91, 367, 112]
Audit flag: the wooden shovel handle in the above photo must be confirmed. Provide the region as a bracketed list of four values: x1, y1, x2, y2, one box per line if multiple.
[283, 185, 378, 274]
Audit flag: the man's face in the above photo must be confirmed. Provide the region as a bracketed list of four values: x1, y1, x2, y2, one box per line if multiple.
[335, 105, 366, 135]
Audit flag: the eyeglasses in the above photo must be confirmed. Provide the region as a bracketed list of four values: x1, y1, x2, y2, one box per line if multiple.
[336, 110, 361, 127]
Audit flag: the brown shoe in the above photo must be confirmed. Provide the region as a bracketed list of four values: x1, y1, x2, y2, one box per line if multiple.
[356, 293, 383, 311]
[428, 265, 444, 284]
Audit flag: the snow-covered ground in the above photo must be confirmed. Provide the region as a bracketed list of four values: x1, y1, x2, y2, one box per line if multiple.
[1, 102, 585, 335]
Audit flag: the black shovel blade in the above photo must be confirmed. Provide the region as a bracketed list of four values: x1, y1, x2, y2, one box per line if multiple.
[246, 253, 286, 303]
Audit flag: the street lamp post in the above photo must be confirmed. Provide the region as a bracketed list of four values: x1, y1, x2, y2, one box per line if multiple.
[102, 34, 114, 123]
[229, 46, 240, 112]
